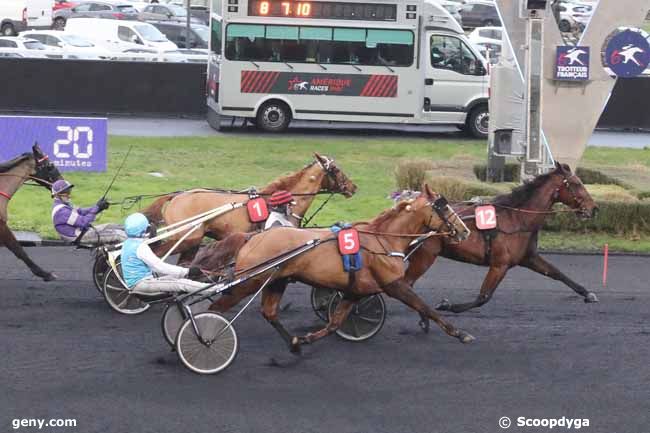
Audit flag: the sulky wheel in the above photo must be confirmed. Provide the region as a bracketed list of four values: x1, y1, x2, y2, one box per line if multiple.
[103, 266, 150, 315]
[328, 292, 386, 342]
[161, 298, 213, 347]
[92, 254, 110, 294]
[310, 287, 336, 321]
[175, 312, 238, 375]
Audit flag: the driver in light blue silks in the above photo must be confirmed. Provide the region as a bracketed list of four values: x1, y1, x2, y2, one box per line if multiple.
[121, 213, 205, 294]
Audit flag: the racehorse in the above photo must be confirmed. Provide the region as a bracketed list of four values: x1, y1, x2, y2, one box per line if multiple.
[142, 153, 357, 264]
[0, 144, 62, 281]
[403, 162, 599, 314]
[195, 185, 474, 352]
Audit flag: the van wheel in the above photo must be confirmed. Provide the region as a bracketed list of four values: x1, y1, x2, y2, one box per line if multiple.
[1, 23, 15, 36]
[256, 101, 291, 132]
[467, 104, 489, 139]
[53, 17, 66, 30]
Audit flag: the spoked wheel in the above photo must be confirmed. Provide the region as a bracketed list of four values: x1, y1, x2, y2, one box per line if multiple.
[176, 312, 238, 375]
[92, 255, 109, 294]
[328, 292, 386, 342]
[103, 267, 150, 315]
[311, 287, 335, 321]
[161, 298, 213, 347]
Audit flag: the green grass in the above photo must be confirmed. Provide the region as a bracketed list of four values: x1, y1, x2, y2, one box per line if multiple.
[539, 232, 650, 253]
[6, 134, 649, 253]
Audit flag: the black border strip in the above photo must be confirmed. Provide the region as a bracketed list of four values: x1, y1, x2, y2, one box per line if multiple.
[222, 106, 255, 112]
[296, 109, 414, 118]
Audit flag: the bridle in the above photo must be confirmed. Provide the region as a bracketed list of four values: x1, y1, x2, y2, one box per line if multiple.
[556, 173, 586, 213]
[0, 154, 58, 201]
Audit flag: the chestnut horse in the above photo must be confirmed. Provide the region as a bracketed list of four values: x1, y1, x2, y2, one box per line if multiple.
[0, 144, 62, 281]
[195, 185, 474, 353]
[403, 162, 599, 314]
[142, 153, 357, 264]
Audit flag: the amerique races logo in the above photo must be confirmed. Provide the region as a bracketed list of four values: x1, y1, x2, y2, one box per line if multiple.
[555, 46, 590, 81]
[603, 29, 650, 77]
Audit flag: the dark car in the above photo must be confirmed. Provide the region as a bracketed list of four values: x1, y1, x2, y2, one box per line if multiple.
[53, 1, 139, 29]
[139, 3, 203, 24]
[188, 5, 210, 26]
[459, 0, 501, 28]
[149, 21, 208, 49]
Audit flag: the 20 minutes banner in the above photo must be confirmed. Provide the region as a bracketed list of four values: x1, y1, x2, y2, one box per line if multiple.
[0, 116, 107, 172]
[241, 71, 398, 98]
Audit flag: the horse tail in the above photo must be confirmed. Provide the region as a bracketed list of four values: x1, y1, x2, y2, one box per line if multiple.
[141, 194, 175, 225]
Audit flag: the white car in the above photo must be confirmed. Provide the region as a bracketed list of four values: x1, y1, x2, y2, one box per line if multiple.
[468, 26, 502, 47]
[20, 30, 113, 59]
[65, 18, 177, 52]
[0, 36, 51, 57]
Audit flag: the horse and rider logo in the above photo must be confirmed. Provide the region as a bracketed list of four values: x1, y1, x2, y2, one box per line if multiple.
[555, 46, 590, 81]
[603, 29, 650, 77]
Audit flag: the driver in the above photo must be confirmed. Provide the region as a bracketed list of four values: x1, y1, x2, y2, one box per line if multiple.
[264, 190, 297, 229]
[51, 179, 126, 245]
[121, 212, 205, 295]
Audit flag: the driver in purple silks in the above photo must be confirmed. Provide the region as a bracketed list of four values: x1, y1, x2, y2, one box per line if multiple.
[50, 179, 126, 246]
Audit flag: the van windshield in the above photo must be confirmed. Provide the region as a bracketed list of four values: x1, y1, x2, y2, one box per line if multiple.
[61, 35, 94, 47]
[135, 24, 168, 42]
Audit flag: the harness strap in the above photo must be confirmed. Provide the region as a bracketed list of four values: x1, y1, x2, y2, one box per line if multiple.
[0, 191, 11, 200]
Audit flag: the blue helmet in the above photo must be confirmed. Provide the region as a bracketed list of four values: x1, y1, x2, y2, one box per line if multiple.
[124, 213, 150, 237]
[51, 179, 74, 197]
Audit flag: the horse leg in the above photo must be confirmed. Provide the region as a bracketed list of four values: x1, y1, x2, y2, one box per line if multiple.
[436, 265, 508, 314]
[383, 279, 474, 343]
[208, 283, 256, 313]
[0, 222, 55, 281]
[259, 280, 301, 352]
[521, 254, 598, 303]
[293, 293, 358, 350]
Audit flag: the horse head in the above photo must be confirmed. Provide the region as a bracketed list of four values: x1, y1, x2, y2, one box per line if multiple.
[313, 152, 357, 198]
[552, 161, 598, 219]
[31, 143, 63, 189]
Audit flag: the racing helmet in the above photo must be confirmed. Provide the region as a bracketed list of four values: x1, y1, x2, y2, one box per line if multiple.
[51, 179, 74, 197]
[124, 213, 150, 237]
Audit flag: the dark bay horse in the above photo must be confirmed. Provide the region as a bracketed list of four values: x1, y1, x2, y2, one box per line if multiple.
[403, 162, 599, 314]
[195, 185, 474, 352]
[142, 153, 357, 264]
[0, 144, 62, 281]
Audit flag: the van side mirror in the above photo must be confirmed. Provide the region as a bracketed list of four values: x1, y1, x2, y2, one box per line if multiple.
[131, 35, 142, 45]
[476, 62, 487, 76]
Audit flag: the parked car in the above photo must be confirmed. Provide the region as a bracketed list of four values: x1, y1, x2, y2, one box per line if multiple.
[53, 0, 76, 11]
[459, 0, 501, 29]
[149, 21, 208, 48]
[468, 26, 502, 46]
[0, 35, 50, 57]
[1, 0, 54, 36]
[64, 17, 177, 51]
[139, 3, 202, 24]
[52, 1, 138, 29]
[433, 0, 463, 27]
[21, 29, 112, 58]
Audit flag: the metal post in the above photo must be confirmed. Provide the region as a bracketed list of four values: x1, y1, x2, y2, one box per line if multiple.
[186, 0, 192, 49]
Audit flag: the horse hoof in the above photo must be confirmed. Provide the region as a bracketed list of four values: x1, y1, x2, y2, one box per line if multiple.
[289, 337, 302, 355]
[42, 273, 57, 282]
[419, 319, 430, 333]
[458, 331, 475, 344]
[584, 292, 599, 303]
[436, 299, 451, 311]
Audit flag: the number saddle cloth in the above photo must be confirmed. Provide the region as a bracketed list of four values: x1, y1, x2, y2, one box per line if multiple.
[330, 223, 362, 273]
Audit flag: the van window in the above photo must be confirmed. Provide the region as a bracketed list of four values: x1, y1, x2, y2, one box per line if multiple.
[118, 26, 139, 43]
[210, 18, 222, 55]
[430, 35, 481, 75]
[0, 40, 17, 48]
[135, 24, 168, 42]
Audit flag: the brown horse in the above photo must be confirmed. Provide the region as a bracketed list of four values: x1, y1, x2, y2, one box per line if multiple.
[0, 144, 62, 281]
[142, 153, 357, 264]
[195, 185, 474, 352]
[403, 162, 599, 314]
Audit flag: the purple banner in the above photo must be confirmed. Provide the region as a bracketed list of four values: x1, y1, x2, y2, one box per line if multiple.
[0, 116, 107, 172]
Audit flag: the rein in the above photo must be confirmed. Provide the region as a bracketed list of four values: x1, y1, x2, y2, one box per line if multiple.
[491, 204, 581, 215]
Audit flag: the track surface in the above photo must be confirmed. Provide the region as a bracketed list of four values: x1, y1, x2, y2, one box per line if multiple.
[1, 248, 649, 433]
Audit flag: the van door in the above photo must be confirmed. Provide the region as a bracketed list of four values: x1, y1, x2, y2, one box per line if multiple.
[26, 0, 53, 28]
[423, 32, 488, 123]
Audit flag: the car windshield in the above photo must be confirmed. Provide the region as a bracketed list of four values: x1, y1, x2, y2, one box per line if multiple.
[135, 24, 168, 42]
[167, 4, 187, 16]
[61, 34, 94, 47]
[193, 25, 209, 42]
[24, 41, 46, 50]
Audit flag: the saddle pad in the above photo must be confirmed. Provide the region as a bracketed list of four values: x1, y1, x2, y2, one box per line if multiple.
[338, 228, 360, 255]
[247, 197, 269, 223]
[475, 205, 497, 230]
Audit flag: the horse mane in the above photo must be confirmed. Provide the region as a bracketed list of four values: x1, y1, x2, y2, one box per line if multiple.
[492, 170, 557, 207]
[0, 153, 32, 173]
[259, 161, 317, 194]
[365, 201, 411, 231]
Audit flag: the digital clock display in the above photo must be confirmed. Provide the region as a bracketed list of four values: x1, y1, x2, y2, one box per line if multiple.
[248, 1, 397, 21]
